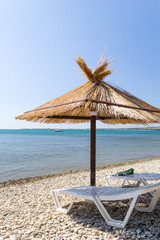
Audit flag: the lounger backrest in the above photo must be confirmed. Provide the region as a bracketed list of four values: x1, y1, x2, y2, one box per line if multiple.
[138, 182, 160, 195]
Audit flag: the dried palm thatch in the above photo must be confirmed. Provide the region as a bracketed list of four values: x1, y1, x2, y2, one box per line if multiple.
[16, 55, 160, 125]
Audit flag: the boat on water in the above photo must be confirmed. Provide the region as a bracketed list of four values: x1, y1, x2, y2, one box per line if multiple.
[54, 129, 64, 132]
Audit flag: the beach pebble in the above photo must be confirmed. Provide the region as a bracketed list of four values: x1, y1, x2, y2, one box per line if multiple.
[9, 235, 17, 240]
[136, 229, 141, 235]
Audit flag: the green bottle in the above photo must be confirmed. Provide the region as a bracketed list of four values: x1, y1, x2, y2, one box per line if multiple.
[117, 168, 134, 176]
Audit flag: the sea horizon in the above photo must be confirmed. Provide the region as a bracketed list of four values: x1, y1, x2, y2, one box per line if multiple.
[1, 126, 160, 130]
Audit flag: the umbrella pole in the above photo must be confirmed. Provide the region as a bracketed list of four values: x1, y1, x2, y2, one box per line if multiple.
[90, 114, 96, 186]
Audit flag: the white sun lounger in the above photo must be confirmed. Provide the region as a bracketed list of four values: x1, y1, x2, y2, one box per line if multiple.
[51, 182, 160, 229]
[105, 172, 160, 188]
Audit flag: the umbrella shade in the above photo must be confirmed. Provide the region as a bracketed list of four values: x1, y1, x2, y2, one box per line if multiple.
[16, 56, 160, 124]
[16, 79, 160, 124]
[16, 55, 160, 185]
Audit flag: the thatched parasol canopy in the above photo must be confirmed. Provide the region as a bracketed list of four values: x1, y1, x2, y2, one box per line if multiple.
[16, 56, 160, 125]
[16, 55, 160, 186]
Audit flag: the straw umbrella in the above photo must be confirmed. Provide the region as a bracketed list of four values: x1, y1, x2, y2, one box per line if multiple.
[16, 55, 160, 186]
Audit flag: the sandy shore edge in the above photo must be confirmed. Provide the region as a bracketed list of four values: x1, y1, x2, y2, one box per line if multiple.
[1, 157, 160, 188]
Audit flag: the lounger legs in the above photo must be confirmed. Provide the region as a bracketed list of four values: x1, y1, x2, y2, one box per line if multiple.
[51, 190, 138, 228]
[51, 190, 76, 214]
[121, 180, 141, 188]
[51, 188, 160, 229]
[105, 177, 141, 188]
[135, 189, 160, 212]
[92, 196, 138, 228]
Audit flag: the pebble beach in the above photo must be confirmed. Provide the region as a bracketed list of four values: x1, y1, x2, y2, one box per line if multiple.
[0, 158, 160, 240]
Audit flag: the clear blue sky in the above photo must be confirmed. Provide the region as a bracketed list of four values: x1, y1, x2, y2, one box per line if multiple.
[0, 0, 160, 129]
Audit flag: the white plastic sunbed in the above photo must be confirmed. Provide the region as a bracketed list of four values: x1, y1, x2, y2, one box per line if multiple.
[51, 182, 160, 229]
[105, 172, 160, 188]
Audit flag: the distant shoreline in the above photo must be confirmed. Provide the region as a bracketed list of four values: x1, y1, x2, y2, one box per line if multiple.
[1, 157, 159, 188]
[1, 127, 160, 131]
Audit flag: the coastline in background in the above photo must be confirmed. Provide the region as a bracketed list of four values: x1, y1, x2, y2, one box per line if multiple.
[0, 129, 160, 182]
[1, 157, 159, 188]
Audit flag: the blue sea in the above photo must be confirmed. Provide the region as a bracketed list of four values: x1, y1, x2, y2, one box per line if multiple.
[0, 129, 160, 182]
